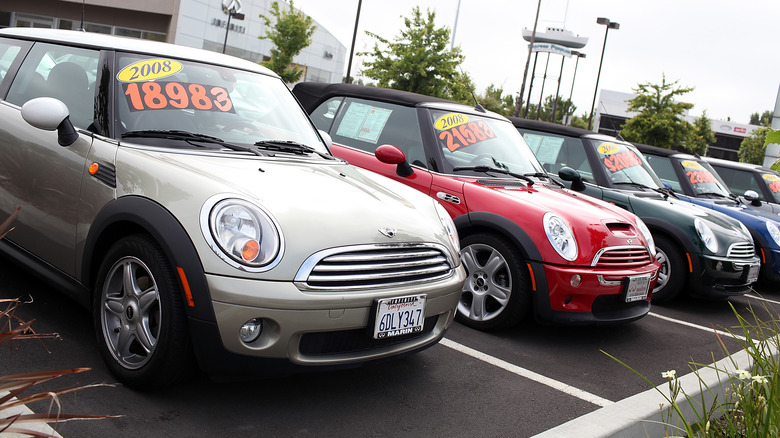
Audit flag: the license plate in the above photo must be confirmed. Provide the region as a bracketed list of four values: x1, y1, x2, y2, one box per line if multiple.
[373, 294, 426, 339]
[746, 263, 760, 284]
[624, 275, 651, 302]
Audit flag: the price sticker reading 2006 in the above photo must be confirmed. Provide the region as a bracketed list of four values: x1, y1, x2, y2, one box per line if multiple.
[435, 113, 496, 152]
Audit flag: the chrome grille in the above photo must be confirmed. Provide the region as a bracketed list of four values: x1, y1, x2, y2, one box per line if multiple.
[295, 244, 454, 290]
[727, 242, 756, 259]
[592, 246, 653, 268]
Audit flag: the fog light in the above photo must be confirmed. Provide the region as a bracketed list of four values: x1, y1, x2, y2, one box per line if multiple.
[715, 261, 723, 271]
[570, 274, 582, 287]
[239, 318, 263, 343]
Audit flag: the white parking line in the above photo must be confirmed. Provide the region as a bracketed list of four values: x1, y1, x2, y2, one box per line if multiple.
[439, 338, 615, 407]
[745, 294, 780, 306]
[648, 312, 747, 342]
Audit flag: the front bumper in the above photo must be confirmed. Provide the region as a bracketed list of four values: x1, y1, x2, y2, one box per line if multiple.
[530, 260, 660, 325]
[689, 253, 762, 299]
[188, 266, 465, 374]
[758, 246, 780, 285]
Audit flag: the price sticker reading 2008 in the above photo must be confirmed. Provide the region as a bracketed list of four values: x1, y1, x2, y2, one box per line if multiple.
[435, 113, 496, 152]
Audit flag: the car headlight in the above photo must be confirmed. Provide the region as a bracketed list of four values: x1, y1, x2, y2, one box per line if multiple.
[767, 221, 780, 247]
[635, 217, 656, 255]
[543, 212, 578, 261]
[434, 200, 460, 255]
[203, 198, 282, 270]
[694, 217, 719, 253]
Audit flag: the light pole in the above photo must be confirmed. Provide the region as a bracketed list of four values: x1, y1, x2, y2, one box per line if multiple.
[563, 51, 585, 125]
[345, 0, 362, 83]
[550, 54, 567, 122]
[222, 10, 245, 54]
[587, 17, 619, 130]
[514, 0, 542, 117]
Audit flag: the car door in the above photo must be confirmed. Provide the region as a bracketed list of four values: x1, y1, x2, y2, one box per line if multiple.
[0, 40, 100, 275]
[311, 96, 434, 196]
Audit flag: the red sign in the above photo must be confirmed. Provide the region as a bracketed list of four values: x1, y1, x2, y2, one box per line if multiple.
[734, 127, 747, 133]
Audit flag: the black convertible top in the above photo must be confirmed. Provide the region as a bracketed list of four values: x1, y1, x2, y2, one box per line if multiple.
[293, 82, 459, 113]
[508, 116, 597, 138]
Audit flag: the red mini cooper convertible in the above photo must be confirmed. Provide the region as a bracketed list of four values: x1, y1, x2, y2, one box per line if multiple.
[293, 83, 661, 330]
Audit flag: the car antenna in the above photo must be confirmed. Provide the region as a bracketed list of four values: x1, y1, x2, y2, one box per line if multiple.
[471, 92, 486, 113]
[79, 0, 86, 31]
[599, 100, 624, 140]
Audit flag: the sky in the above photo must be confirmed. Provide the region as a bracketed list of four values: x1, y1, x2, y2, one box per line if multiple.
[292, 0, 780, 125]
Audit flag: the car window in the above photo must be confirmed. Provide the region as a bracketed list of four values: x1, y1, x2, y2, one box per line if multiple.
[0, 40, 22, 83]
[677, 159, 732, 196]
[590, 140, 662, 188]
[710, 165, 762, 198]
[430, 110, 544, 175]
[6, 42, 99, 129]
[644, 154, 682, 192]
[329, 97, 427, 168]
[521, 130, 593, 181]
[759, 172, 780, 203]
[309, 96, 343, 133]
[113, 54, 325, 151]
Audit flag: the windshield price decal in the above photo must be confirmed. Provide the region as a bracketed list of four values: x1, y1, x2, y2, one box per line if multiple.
[434, 113, 470, 130]
[123, 81, 235, 113]
[602, 150, 642, 173]
[438, 120, 496, 152]
[686, 170, 718, 184]
[763, 174, 780, 192]
[117, 59, 183, 82]
[681, 160, 703, 170]
[597, 142, 621, 155]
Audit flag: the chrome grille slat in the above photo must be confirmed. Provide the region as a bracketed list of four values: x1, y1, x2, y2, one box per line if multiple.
[296, 244, 455, 290]
[727, 242, 755, 259]
[592, 246, 653, 268]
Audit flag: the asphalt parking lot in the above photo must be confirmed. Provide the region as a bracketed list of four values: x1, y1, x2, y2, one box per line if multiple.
[1, 260, 777, 437]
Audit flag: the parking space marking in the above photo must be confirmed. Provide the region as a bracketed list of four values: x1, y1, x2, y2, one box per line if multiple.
[439, 338, 615, 407]
[648, 312, 747, 342]
[745, 294, 780, 306]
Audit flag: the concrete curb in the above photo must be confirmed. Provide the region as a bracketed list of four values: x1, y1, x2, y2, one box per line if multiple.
[532, 349, 753, 438]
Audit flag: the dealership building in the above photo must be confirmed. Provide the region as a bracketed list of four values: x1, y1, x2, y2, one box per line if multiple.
[0, 0, 347, 84]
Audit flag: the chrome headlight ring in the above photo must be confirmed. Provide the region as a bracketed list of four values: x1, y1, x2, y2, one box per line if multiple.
[543, 212, 578, 261]
[635, 217, 656, 255]
[767, 221, 780, 247]
[694, 217, 719, 254]
[200, 195, 284, 272]
[434, 200, 461, 257]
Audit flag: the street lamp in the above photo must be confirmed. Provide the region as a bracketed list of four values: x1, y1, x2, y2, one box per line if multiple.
[587, 17, 619, 130]
[563, 51, 585, 125]
[222, 10, 245, 54]
[345, 0, 362, 83]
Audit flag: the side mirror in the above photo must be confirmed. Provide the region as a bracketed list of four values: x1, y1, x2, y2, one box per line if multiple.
[744, 190, 762, 206]
[376, 144, 413, 177]
[318, 129, 333, 148]
[21, 97, 78, 146]
[558, 166, 585, 191]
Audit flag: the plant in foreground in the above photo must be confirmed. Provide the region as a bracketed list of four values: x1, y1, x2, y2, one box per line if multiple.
[604, 302, 779, 437]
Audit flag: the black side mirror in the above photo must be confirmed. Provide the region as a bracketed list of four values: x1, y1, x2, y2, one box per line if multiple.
[558, 166, 585, 191]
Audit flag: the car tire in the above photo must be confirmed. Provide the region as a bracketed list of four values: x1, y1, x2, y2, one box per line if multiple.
[93, 234, 195, 389]
[650, 235, 686, 303]
[456, 232, 530, 330]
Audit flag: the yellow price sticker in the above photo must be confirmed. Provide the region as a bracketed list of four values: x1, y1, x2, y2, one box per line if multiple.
[597, 142, 620, 155]
[117, 59, 183, 82]
[681, 160, 703, 170]
[434, 113, 470, 130]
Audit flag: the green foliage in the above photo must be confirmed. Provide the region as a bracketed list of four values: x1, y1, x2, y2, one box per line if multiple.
[258, 0, 316, 84]
[359, 7, 472, 102]
[478, 84, 515, 116]
[739, 126, 771, 164]
[686, 110, 715, 156]
[619, 75, 694, 149]
[749, 110, 773, 127]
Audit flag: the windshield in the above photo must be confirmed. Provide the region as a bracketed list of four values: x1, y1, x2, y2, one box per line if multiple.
[760, 173, 780, 203]
[678, 159, 732, 196]
[114, 54, 326, 153]
[430, 110, 545, 176]
[589, 140, 663, 188]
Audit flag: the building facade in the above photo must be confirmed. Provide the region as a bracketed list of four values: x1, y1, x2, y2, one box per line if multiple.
[0, 0, 346, 84]
[594, 89, 759, 161]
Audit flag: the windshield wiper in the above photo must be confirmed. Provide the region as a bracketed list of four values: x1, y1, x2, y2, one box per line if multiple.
[613, 181, 656, 190]
[453, 165, 534, 186]
[254, 140, 334, 159]
[122, 130, 262, 155]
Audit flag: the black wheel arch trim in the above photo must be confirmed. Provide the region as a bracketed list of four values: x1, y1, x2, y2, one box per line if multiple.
[83, 195, 216, 323]
[641, 216, 701, 273]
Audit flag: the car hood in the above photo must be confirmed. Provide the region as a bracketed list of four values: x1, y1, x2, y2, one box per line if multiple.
[115, 148, 457, 278]
[461, 179, 651, 264]
[679, 196, 780, 245]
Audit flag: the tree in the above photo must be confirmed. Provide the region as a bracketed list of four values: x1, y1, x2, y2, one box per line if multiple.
[478, 84, 515, 116]
[258, 1, 316, 84]
[619, 75, 694, 149]
[359, 7, 472, 101]
[749, 110, 773, 127]
[738, 126, 771, 164]
[522, 95, 579, 125]
[685, 110, 715, 156]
